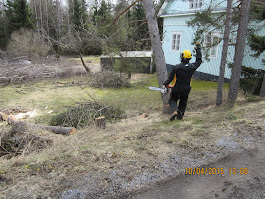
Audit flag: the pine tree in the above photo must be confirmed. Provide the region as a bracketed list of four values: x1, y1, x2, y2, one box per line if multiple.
[131, 2, 150, 50]
[228, 0, 251, 102]
[5, 0, 34, 36]
[69, 0, 88, 31]
[216, 0, 233, 105]
[92, 0, 113, 37]
[0, 9, 7, 49]
[92, 0, 98, 25]
[248, 2, 265, 97]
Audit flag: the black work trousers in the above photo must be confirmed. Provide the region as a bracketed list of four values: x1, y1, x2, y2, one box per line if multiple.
[169, 86, 191, 115]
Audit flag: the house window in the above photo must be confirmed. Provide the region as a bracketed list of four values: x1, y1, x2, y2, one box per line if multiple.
[204, 33, 220, 57]
[171, 32, 181, 52]
[189, 0, 203, 9]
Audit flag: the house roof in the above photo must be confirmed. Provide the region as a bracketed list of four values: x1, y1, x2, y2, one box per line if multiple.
[160, 8, 227, 17]
[158, 0, 169, 17]
[158, 0, 227, 17]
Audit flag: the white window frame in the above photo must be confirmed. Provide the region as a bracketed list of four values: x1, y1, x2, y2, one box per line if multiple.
[171, 32, 182, 52]
[204, 33, 220, 58]
[189, 0, 203, 10]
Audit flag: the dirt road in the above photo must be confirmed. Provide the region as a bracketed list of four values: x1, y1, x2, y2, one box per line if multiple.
[132, 147, 265, 199]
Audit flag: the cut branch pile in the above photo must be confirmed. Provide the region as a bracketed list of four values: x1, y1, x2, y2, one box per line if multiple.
[49, 101, 125, 128]
[91, 70, 131, 88]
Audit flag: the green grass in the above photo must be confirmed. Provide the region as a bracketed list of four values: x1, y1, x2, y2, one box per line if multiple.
[69, 56, 100, 65]
[191, 79, 229, 91]
[0, 74, 229, 123]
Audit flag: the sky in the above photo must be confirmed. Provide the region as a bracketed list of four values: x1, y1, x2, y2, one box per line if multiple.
[61, 0, 118, 7]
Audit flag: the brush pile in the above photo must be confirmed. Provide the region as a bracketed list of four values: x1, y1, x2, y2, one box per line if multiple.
[50, 101, 125, 128]
[91, 70, 131, 88]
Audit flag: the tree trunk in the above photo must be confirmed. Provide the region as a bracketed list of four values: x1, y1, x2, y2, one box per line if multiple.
[228, 0, 251, 103]
[216, 0, 233, 106]
[143, 0, 170, 114]
[260, 73, 265, 97]
[0, 112, 77, 135]
[95, 116, 106, 129]
[33, 0, 40, 32]
[45, 0, 50, 37]
[9, 119, 77, 135]
[79, 53, 90, 72]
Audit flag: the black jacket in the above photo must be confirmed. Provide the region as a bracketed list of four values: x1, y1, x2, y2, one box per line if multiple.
[163, 49, 202, 89]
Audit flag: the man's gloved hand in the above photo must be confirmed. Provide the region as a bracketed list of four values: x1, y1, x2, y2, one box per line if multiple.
[162, 85, 166, 89]
[194, 42, 201, 50]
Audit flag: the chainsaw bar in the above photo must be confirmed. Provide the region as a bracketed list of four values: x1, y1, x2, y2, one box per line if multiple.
[148, 87, 168, 94]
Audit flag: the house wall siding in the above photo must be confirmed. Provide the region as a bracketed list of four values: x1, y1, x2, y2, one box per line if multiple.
[161, 1, 264, 80]
[162, 15, 232, 79]
[242, 25, 265, 70]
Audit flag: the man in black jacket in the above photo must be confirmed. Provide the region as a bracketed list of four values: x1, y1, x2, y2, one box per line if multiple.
[163, 43, 202, 121]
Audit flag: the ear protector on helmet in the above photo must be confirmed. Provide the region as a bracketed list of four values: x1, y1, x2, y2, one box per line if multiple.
[180, 50, 192, 61]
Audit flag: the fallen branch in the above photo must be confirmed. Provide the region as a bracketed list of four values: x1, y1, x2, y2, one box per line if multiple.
[0, 112, 76, 136]
[12, 56, 27, 61]
[114, 0, 143, 24]
[0, 77, 11, 84]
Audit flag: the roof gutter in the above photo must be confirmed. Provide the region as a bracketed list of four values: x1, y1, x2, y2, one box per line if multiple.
[160, 9, 226, 18]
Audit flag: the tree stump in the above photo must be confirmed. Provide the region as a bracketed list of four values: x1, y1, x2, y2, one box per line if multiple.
[95, 116, 106, 129]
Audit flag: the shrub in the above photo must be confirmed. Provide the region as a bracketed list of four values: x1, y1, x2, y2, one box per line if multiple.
[114, 58, 137, 79]
[6, 28, 50, 61]
[91, 70, 131, 88]
[240, 66, 264, 96]
[49, 101, 125, 128]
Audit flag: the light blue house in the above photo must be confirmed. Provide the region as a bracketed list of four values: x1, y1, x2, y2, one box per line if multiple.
[159, 0, 265, 80]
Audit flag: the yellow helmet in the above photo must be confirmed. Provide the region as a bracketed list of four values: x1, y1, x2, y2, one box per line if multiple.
[181, 50, 192, 59]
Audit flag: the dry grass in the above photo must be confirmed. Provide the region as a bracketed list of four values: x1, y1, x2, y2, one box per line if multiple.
[1, 100, 264, 188]
[1, 73, 264, 198]
[70, 56, 101, 65]
[1, 99, 264, 198]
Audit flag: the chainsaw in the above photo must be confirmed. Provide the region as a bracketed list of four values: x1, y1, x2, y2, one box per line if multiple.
[148, 85, 172, 94]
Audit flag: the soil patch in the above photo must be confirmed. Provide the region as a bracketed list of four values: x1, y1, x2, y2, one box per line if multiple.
[132, 146, 265, 199]
[0, 57, 93, 84]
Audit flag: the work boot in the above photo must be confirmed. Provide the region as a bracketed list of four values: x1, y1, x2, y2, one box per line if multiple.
[176, 111, 184, 120]
[170, 111, 178, 121]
